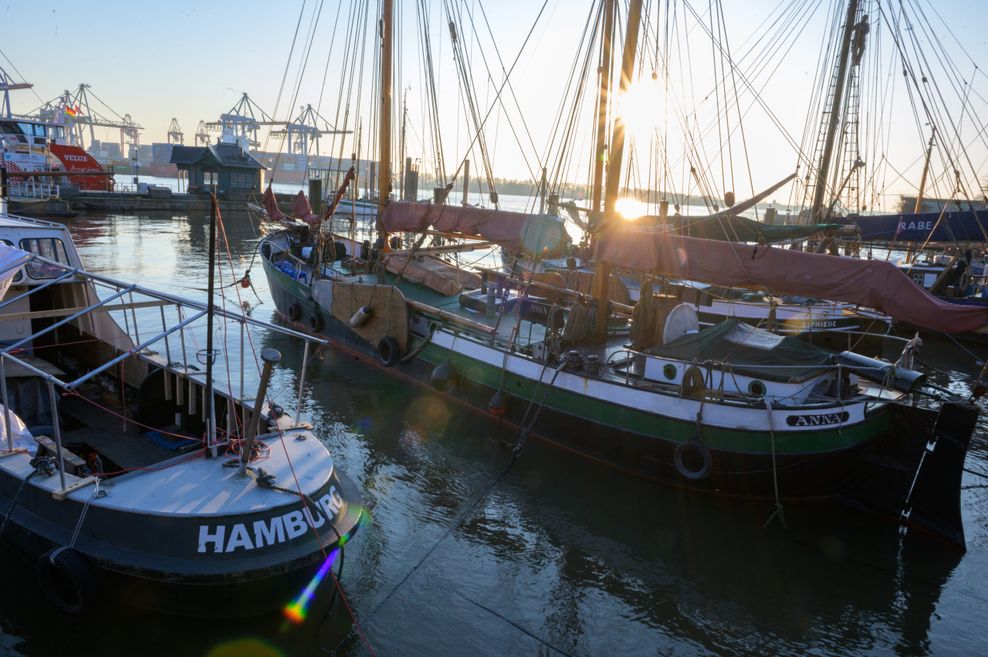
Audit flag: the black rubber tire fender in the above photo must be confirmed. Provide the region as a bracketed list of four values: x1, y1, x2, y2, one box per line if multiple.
[287, 302, 303, 322]
[309, 312, 325, 332]
[673, 442, 712, 481]
[377, 336, 401, 367]
[36, 547, 98, 615]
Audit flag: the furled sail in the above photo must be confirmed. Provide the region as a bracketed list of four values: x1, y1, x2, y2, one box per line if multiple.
[380, 201, 569, 254]
[597, 229, 987, 333]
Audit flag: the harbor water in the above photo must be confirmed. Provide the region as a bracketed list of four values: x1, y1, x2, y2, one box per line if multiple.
[1, 206, 987, 656]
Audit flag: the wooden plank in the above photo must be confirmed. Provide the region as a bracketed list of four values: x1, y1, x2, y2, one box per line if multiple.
[328, 282, 410, 350]
[53, 476, 98, 501]
[34, 435, 86, 470]
[406, 299, 496, 336]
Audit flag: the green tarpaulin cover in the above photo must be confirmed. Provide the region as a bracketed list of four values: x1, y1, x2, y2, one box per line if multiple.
[648, 319, 835, 382]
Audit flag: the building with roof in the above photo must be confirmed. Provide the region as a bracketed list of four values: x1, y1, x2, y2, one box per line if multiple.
[170, 143, 265, 194]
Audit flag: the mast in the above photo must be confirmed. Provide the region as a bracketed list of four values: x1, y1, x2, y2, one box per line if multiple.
[590, 0, 616, 215]
[400, 89, 407, 203]
[811, 0, 861, 220]
[914, 128, 936, 214]
[603, 0, 643, 215]
[592, 0, 642, 339]
[378, 0, 394, 224]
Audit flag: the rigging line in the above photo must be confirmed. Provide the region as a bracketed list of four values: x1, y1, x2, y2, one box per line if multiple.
[265, 0, 308, 154]
[474, 0, 546, 171]
[890, 12, 982, 212]
[708, 0, 726, 197]
[445, 0, 552, 186]
[718, 0, 754, 212]
[316, 0, 346, 115]
[905, 3, 987, 198]
[542, 0, 602, 195]
[459, 0, 542, 186]
[676, 1, 819, 195]
[416, 0, 449, 185]
[445, 0, 497, 199]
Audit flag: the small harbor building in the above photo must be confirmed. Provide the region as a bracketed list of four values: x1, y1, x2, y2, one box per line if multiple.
[170, 143, 266, 194]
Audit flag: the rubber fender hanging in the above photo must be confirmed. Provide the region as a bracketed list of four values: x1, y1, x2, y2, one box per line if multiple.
[308, 312, 325, 332]
[673, 442, 712, 481]
[377, 337, 401, 367]
[287, 302, 303, 322]
[680, 365, 706, 398]
[36, 547, 98, 615]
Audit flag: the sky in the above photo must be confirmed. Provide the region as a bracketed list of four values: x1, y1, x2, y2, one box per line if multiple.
[4, 0, 988, 211]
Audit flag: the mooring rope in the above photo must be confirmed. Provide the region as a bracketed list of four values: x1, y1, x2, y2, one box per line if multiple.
[762, 398, 788, 531]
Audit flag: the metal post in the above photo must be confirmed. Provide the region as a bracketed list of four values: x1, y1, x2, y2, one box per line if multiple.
[295, 341, 311, 424]
[0, 358, 11, 452]
[239, 320, 246, 434]
[240, 348, 281, 476]
[159, 305, 172, 364]
[47, 380, 66, 491]
[205, 193, 218, 457]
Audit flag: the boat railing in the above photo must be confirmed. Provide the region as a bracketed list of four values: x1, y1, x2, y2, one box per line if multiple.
[0, 252, 327, 495]
[7, 178, 60, 200]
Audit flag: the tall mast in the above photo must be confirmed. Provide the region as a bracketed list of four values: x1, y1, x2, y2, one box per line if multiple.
[811, 0, 860, 220]
[378, 0, 394, 222]
[592, 0, 642, 339]
[603, 0, 643, 216]
[590, 0, 616, 215]
[914, 128, 935, 214]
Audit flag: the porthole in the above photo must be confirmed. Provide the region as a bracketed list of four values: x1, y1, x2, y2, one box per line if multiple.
[748, 380, 766, 397]
[663, 364, 677, 380]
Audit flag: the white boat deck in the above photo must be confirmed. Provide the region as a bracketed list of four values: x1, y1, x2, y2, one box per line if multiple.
[0, 427, 335, 517]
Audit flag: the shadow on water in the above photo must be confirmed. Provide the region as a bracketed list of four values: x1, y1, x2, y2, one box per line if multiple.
[2, 212, 986, 656]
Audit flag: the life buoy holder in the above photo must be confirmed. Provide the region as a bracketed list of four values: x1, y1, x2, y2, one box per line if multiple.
[377, 336, 401, 367]
[287, 302, 303, 322]
[36, 547, 98, 615]
[309, 312, 325, 332]
[673, 442, 712, 481]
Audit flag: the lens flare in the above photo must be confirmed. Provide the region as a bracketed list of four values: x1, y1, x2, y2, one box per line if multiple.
[283, 548, 340, 624]
[282, 510, 365, 624]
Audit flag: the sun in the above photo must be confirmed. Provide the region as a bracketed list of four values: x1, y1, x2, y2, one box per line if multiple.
[615, 196, 647, 220]
[618, 76, 663, 145]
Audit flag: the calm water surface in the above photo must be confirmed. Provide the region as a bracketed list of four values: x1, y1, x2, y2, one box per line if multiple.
[1, 209, 987, 656]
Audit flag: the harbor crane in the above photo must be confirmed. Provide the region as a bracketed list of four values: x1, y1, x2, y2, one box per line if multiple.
[207, 93, 349, 154]
[268, 103, 349, 156]
[194, 121, 210, 146]
[35, 83, 143, 155]
[0, 64, 32, 119]
[167, 118, 184, 145]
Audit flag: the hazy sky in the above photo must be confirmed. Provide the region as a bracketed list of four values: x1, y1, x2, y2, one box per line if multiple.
[4, 0, 988, 210]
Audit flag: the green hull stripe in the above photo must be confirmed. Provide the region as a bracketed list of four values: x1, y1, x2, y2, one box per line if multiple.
[417, 343, 889, 455]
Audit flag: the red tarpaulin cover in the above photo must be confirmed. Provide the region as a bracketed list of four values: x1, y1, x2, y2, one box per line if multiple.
[291, 191, 320, 225]
[380, 201, 568, 253]
[262, 186, 287, 222]
[597, 229, 987, 333]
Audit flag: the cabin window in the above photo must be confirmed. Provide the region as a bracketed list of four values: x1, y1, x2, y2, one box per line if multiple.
[0, 241, 23, 283]
[229, 172, 254, 189]
[19, 238, 69, 279]
[662, 364, 677, 380]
